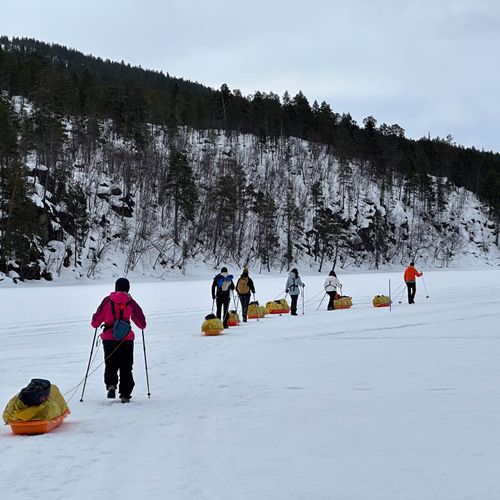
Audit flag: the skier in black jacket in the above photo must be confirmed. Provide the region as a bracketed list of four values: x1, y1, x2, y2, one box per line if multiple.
[211, 267, 235, 328]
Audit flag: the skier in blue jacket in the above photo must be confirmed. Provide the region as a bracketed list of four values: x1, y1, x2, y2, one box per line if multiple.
[211, 267, 235, 328]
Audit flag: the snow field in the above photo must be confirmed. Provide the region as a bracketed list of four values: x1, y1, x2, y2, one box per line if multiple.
[1, 268, 500, 499]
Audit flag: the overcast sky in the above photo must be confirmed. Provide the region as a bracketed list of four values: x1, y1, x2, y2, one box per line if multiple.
[2, 0, 499, 152]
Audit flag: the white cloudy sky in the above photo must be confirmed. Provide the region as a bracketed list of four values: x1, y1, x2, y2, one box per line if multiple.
[2, 0, 499, 152]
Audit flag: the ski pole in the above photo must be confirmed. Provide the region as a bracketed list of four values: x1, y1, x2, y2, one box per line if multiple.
[232, 290, 239, 312]
[142, 329, 151, 399]
[80, 328, 98, 402]
[222, 299, 230, 327]
[211, 298, 215, 314]
[389, 279, 392, 312]
[422, 276, 429, 298]
[302, 286, 305, 315]
[316, 292, 327, 311]
[231, 291, 241, 322]
[253, 293, 259, 322]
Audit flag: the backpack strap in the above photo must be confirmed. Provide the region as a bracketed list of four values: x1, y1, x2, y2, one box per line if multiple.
[117, 299, 132, 320]
[103, 300, 117, 331]
[105, 299, 132, 330]
[123, 300, 132, 320]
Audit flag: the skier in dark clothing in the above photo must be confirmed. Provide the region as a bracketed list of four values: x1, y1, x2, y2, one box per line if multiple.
[211, 267, 235, 328]
[236, 267, 256, 322]
[286, 268, 304, 316]
[91, 277, 147, 403]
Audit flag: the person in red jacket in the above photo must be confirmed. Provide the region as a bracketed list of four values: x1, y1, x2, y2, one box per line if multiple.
[404, 262, 423, 304]
[91, 278, 147, 403]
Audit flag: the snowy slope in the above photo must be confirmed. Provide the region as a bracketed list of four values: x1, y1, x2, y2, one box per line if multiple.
[1, 269, 500, 499]
[5, 96, 499, 284]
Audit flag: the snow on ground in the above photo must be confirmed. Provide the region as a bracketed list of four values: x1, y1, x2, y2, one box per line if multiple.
[1, 268, 500, 500]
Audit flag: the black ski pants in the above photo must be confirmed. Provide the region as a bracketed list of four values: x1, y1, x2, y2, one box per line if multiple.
[290, 294, 299, 315]
[216, 295, 230, 328]
[406, 281, 416, 304]
[239, 294, 250, 321]
[103, 340, 135, 398]
[327, 291, 336, 310]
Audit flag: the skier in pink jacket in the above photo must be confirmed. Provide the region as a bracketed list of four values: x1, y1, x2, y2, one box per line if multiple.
[91, 278, 146, 403]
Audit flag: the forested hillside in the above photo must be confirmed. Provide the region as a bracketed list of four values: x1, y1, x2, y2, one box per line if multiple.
[0, 37, 499, 281]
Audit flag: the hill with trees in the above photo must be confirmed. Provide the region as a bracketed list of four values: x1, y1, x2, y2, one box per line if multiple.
[0, 36, 498, 280]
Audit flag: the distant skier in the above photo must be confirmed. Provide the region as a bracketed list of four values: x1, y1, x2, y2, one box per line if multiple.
[91, 277, 147, 403]
[286, 268, 304, 316]
[324, 270, 342, 310]
[211, 267, 235, 328]
[236, 267, 256, 322]
[404, 262, 423, 304]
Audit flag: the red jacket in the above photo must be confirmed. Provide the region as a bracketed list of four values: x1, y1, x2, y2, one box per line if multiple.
[404, 266, 423, 282]
[91, 291, 147, 341]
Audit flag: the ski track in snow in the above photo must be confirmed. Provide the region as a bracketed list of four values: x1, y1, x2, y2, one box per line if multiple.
[1, 268, 500, 500]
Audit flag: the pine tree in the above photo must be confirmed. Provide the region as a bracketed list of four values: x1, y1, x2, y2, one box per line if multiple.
[64, 182, 89, 267]
[253, 190, 278, 271]
[283, 182, 302, 267]
[165, 148, 198, 245]
[0, 99, 42, 278]
[211, 175, 238, 259]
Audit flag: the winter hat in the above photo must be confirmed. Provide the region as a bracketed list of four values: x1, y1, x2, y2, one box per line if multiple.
[291, 268, 299, 275]
[242, 267, 249, 276]
[410, 262, 415, 266]
[329, 270, 337, 277]
[115, 277, 130, 292]
[221, 266, 228, 273]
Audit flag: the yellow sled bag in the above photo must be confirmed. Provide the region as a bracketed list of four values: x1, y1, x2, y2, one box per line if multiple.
[372, 295, 391, 307]
[227, 310, 240, 326]
[201, 316, 224, 336]
[334, 296, 353, 309]
[3, 381, 70, 434]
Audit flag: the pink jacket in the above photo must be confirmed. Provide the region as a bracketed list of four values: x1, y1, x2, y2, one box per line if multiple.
[91, 291, 147, 341]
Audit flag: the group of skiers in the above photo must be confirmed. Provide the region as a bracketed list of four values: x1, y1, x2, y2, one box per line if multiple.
[210, 262, 424, 323]
[210, 267, 254, 328]
[321, 263, 424, 308]
[89, 262, 423, 403]
[211, 267, 307, 325]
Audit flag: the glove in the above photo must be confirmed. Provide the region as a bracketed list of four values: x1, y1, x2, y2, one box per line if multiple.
[285, 289, 289, 293]
[302, 283, 305, 287]
[212, 296, 216, 300]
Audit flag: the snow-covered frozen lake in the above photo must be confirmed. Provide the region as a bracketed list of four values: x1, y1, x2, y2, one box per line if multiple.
[1, 268, 500, 500]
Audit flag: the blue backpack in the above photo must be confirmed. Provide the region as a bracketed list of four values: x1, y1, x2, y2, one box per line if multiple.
[110, 300, 132, 340]
[217, 274, 234, 292]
